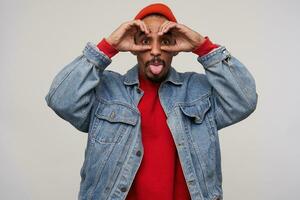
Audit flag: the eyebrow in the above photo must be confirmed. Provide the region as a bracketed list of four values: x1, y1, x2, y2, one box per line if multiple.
[136, 31, 146, 38]
[136, 30, 173, 39]
[162, 31, 173, 37]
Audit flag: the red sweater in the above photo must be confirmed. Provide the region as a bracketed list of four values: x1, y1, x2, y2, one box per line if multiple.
[97, 37, 218, 200]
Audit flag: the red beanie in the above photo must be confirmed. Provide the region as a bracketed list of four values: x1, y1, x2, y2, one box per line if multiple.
[134, 3, 177, 22]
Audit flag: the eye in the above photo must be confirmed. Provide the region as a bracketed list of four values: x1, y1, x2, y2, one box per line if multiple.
[161, 39, 171, 45]
[141, 38, 150, 45]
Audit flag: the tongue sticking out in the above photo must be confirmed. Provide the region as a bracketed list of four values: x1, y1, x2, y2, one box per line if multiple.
[149, 64, 163, 75]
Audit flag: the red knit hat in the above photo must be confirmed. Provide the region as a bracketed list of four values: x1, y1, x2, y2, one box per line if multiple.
[134, 3, 177, 22]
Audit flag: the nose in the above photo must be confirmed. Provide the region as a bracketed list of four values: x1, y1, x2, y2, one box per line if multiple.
[150, 41, 161, 57]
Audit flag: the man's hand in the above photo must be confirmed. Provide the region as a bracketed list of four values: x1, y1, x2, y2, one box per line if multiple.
[106, 20, 151, 53]
[158, 21, 206, 52]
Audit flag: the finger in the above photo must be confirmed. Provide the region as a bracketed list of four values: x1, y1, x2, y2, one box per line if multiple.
[128, 20, 144, 33]
[158, 21, 170, 33]
[140, 21, 149, 34]
[161, 22, 178, 35]
[131, 44, 151, 52]
[161, 21, 174, 32]
[160, 45, 180, 52]
[132, 20, 149, 34]
[158, 21, 167, 33]
[135, 20, 146, 33]
[158, 21, 171, 35]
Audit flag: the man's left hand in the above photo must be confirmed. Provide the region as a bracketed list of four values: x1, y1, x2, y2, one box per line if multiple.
[158, 21, 205, 52]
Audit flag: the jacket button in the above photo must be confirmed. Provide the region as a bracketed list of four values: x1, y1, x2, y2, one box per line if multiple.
[110, 111, 116, 119]
[120, 186, 127, 192]
[136, 150, 142, 157]
[105, 186, 110, 192]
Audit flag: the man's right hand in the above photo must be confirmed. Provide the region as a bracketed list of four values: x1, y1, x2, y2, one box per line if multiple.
[106, 20, 151, 53]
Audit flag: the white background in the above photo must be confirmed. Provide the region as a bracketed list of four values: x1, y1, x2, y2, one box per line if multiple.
[1, 0, 299, 199]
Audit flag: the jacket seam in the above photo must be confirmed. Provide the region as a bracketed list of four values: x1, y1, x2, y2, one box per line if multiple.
[47, 57, 85, 106]
[95, 97, 140, 116]
[226, 61, 253, 109]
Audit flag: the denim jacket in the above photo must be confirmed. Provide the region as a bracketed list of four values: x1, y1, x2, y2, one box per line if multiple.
[45, 42, 258, 200]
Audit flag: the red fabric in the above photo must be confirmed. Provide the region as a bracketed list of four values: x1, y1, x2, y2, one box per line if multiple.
[125, 74, 191, 200]
[192, 36, 219, 56]
[97, 38, 119, 58]
[134, 3, 177, 22]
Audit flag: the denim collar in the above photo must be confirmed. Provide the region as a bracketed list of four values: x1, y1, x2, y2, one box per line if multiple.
[123, 64, 183, 86]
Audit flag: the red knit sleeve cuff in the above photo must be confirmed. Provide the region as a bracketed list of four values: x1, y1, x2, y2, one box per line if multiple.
[97, 38, 119, 58]
[192, 36, 219, 57]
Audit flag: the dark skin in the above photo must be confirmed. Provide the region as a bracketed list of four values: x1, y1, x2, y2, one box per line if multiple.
[133, 15, 177, 82]
[106, 14, 205, 82]
[134, 30, 175, 82]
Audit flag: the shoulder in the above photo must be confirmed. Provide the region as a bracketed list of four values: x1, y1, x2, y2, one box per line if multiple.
[94, 69, 124, 92]
[102, 69, 122, 78]
[179, 71, 212, 99]
[101, 69, 124, 83]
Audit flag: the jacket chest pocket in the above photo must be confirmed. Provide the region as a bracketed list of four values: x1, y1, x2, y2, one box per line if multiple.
[179, 98, 216, 150]
[92, 101, 139, 144]
[179, 98, 211, 125]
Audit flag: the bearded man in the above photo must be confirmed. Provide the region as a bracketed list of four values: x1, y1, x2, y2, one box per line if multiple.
[45, 3, 258, 200]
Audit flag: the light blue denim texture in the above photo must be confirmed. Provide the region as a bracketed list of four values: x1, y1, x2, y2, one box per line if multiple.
[45, 42, 258, 200]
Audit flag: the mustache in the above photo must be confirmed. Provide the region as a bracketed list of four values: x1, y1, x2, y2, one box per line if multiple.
[146, 57, 165, 66]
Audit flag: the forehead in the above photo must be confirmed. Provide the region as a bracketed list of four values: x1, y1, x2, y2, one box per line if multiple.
[142, 15, 168, 33]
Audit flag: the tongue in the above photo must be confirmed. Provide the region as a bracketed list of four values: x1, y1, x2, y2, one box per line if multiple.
[149, 64, 163, 75]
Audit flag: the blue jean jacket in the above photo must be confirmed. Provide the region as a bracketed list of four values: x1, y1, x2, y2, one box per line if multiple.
[45, 42, 258, 200]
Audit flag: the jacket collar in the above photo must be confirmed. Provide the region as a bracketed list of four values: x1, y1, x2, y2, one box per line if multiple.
[123, 64, 183, 86]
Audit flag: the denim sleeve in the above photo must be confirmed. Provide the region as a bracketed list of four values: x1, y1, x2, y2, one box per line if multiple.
[45, 42, 111, 133]
[197, 46, 258, 130]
